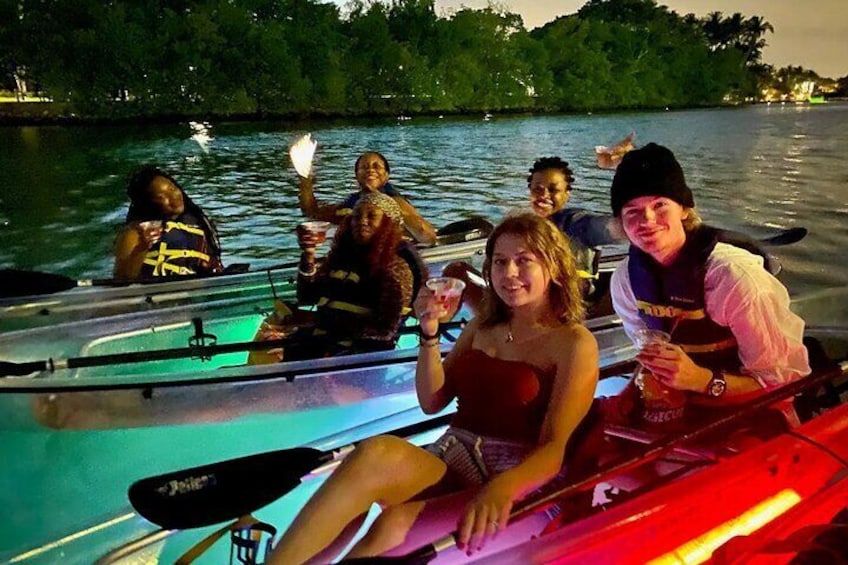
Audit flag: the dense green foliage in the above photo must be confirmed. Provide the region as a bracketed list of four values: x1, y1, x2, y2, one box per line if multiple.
[1, 0, 777, 119]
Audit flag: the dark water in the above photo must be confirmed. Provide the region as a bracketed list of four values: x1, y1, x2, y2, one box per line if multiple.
[1, 104, 847, 294]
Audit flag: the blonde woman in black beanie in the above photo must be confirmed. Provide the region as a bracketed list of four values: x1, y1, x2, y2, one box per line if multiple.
[606, 143, 810, 433]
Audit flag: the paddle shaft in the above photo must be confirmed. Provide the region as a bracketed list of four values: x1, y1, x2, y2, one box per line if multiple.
[347, 360, 847, 564]
[0, 320, 466, 377]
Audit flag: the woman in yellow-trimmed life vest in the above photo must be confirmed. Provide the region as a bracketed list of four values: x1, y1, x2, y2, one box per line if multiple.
[249, 191, 424, 364]
[113, 165, 223, 280]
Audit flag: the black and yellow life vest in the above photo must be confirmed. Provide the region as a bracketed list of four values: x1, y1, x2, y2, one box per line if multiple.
[140, 216, 212, 277]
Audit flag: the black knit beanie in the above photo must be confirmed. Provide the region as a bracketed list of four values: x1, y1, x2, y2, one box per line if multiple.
[610, 143, 694, 217]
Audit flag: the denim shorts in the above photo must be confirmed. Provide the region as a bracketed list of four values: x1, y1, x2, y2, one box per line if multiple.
[425, 427, 532, 488]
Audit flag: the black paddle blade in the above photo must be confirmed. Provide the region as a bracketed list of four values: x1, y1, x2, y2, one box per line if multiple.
[128, 446, 326, 529]
[0, 269, 78, 298]
[761, 226, 807, 247]
[434, 217, 494, 246]
[0, 360, 49, 377]
[436, 217, 493, 237]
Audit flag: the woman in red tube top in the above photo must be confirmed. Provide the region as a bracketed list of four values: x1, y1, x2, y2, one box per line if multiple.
[269, 212, 599, 564]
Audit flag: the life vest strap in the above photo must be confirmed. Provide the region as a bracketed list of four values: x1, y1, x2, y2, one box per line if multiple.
[316, 298, 373, 316]
[636, 300, 706, 320]
[328, 269, 361, 283]
[165, 221, 205, 236]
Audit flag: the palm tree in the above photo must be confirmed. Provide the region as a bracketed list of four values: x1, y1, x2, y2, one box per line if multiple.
[740, 16, 774, 65]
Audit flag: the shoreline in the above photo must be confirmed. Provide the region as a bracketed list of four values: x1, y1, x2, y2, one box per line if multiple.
[0, 101, 733, 127]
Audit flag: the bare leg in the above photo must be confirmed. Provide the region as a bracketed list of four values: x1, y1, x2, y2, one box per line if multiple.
[302, 512, 368, 565]
[268, 435, 448, 565]
[347, 491, 471, 559]
[346, 490, 550, 562]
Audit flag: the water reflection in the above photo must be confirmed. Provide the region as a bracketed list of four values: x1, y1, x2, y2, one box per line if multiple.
[188, 120, 213, 155]
[1, 105, 847, 294]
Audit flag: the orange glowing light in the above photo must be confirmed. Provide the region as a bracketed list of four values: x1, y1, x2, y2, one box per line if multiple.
[648, 488, 801, 565]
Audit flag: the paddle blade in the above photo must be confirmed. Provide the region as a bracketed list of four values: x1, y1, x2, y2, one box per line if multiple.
[436, 217, 493, 238]
[0, 269, 79, 298]
[761, 227, 807, 247]
[0, 360, 49, 377]
[128, 446, 326, 529]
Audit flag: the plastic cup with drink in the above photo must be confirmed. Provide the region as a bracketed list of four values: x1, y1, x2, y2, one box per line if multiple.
[298, 221, 331, 248]
[138, 220, 164, 246]
[425, 276, 466, 323]
[632, 328, 687, 427]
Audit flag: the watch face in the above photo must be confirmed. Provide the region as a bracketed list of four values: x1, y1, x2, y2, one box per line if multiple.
[709, 375, 727, 397]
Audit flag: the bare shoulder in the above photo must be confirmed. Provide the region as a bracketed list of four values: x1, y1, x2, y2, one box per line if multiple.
[542, 323, 599, 363]
[551, 322, 596, 347]
[114, 224, 140, 251]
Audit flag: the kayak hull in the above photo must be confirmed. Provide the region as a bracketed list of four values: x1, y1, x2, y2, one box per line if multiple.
[0, 235, 508, 332]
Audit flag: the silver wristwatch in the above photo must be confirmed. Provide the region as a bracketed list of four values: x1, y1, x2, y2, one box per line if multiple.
[706, 370, 727, 398]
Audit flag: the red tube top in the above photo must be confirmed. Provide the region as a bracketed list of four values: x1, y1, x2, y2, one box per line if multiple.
[447, 349, 554, 443]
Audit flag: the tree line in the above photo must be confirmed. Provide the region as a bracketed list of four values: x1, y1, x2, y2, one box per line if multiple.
[0, 0, 786, 119]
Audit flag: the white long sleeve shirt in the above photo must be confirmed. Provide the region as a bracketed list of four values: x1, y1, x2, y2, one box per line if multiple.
[611, 242, 811, 389]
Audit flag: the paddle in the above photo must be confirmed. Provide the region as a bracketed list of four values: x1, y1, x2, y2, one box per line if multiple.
[758, 226, 807, 247]
[0, 320, 467, 378]
[342, 359, 848, 564]
[431, 217, 494, 247]
[128, 411, 455, 530]
[0, 262, 283, 299]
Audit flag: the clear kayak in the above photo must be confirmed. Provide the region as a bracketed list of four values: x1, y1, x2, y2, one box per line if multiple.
[0, 218, 503, 332]
[0, 309, 631, 563]
[2, 286, 847, 564]
[0, 249, 623, 430]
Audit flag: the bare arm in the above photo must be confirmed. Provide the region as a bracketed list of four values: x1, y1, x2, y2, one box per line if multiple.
[298, 175, 345, 223]
[394, 196, 436, 245]
[113, 226, 148, 280]
[639, 344, 764, 404]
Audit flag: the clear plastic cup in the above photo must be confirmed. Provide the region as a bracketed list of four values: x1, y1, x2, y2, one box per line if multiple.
[138, 220, 164, 245]
[425, 276, 466, 322]
[299, 221, 331, 246]
[631, 328, 686, 427]
[633, 328, 671, 350]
